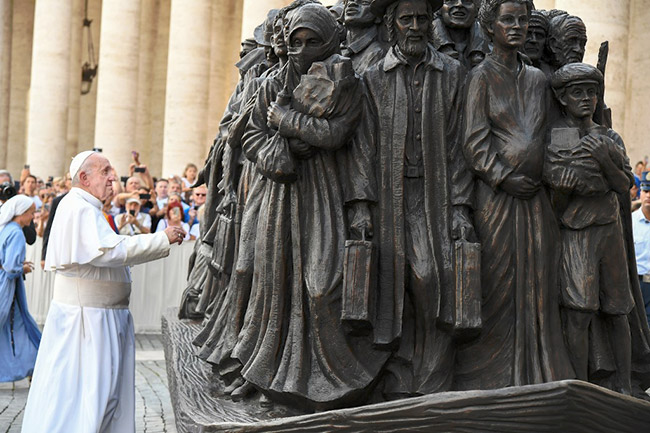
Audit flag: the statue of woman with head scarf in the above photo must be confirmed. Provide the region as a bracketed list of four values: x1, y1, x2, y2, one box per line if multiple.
[228, 2, 388, 410]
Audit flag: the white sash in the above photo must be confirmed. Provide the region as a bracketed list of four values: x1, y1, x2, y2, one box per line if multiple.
[53, 274, 131, 309]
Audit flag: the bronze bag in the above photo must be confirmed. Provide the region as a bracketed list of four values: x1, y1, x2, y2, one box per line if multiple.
[210, 207, 235, 275]
[452, 240, 482, 338]
[257, 132, 297, 183]
[341, 233, 376, 336]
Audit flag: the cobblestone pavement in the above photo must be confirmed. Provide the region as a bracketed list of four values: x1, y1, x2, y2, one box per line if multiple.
[0, 334, 177, 433]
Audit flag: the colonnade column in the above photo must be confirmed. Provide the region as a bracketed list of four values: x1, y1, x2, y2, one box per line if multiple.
[623, 0, 650, 166]
[161, 0, 212, 177]
[94, 0, 141, 176]
[66, 0, 83, 169]
[78, 0, 101, 155]
[135, 0, 161, 172]
[0, 0, 12, 168]
[554, 0, 631, 133]
[148, 0, 171, 178]
[204, 0, 244, 157]
[26, 0, 72, 178]
[240, 0, 292, 42]
[6, 0, 34, 176]
[533, 0, 556, 11]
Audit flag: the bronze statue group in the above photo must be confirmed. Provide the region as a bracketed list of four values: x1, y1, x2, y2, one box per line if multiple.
[179, 0, 650, 411]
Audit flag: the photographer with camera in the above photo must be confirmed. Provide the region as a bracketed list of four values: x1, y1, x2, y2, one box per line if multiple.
[116, 197, 151, 236]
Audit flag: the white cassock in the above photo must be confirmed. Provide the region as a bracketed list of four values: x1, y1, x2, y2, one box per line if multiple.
[21, 187, 171, 433]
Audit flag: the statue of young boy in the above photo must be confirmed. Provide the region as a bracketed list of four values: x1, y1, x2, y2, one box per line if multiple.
[545, 63, 636, 395]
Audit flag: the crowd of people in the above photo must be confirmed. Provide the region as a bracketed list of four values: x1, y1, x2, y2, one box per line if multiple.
[0, 152, 205, 257]
[0, 0, 649, 431]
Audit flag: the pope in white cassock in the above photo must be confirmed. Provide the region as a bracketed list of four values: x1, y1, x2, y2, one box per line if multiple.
[21, 151, 186, 433]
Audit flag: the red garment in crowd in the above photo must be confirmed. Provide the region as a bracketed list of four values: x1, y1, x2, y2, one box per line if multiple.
[103, 212, 118, 234]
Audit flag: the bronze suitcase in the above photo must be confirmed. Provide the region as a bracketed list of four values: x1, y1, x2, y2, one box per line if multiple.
[341, 237, 376, 336]
[453, 240, 482, 338]
[210, 211, 235, 275]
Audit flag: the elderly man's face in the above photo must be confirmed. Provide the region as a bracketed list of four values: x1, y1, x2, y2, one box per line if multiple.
[125, 177, 141, 193]
[192, 187, 207, 206]
[490, 1, 528, 50]
[556, 25, 587, 65]
[440, 0, 477, 30]
[127, 201, 140, 215]
[344, 0, 375, 26]
[84, 155, 116, 202]
[525, 24, 546, 61]
[395, 0, 430, 58]
[168, 181, 182, 195]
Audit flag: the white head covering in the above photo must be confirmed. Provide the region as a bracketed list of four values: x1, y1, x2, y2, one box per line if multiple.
[70, 150, 97, 180]
[0, 195, 33, 232]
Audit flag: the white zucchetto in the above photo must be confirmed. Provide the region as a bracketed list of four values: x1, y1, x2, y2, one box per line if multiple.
[69, 150, 97, 180]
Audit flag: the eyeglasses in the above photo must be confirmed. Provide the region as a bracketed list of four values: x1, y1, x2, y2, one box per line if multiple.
[194, 193, 206, 197]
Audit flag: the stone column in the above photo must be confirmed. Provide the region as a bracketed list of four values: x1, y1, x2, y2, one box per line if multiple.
[534, 0, 556, 10]
[554, 0, 631, 132]
[94, 0, 141, 176]
[623, 0, 650, 166]
[78, 0, 101, 154]
[0, 0, 12, 169]
[148, 0, 170, 178]
[204, 0, 244, 157]
[66, 0, 83, 168]
[6, 0, 33, 176]
[26, 0, 72, 178]
[162, 0, 212, 177]
[135, 0, 160, 171]
[240, 0, 291, 42]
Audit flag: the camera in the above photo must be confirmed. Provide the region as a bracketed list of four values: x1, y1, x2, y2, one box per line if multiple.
[93, 147, 103, 153]
[45, 182, 52, 188]
[134, 166, 146, 173]
[129, 209, 136, 216]
[0, 182, 17, 202]
[139, 193, 151, 200]
[120, 176, 129, 184]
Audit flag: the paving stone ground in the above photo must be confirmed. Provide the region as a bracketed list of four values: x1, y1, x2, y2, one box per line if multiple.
[0, 334, 176, 433]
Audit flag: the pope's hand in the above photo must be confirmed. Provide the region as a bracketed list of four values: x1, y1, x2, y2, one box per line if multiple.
[164, 226, 185, 245]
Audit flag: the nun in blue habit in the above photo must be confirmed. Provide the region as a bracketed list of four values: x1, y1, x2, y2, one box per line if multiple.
[0, 195, 41, 382]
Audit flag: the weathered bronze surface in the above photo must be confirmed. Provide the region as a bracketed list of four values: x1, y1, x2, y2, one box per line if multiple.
[175, 0, 650, 427]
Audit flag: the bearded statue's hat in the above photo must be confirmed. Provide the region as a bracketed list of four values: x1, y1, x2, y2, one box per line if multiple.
[370, 0, 443, 16]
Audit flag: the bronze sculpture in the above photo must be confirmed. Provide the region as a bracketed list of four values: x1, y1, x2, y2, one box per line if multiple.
[432, 0, 490, 69]
[524, 9, 552, 76]
[544, 63, 635, 395]
[173, 0, 650, 421]
[359, 0, 473, 397]
[455, 0, 574, 390]
[340, 0, 388, 73]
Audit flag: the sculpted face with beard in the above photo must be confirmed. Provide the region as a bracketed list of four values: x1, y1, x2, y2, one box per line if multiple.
[394, 0, 431, 59]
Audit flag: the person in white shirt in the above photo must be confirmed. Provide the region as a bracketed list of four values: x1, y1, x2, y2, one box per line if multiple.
[633, 171, 650, 326]
[115, 197, 151, 236]
[21, 151, 186, 433]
